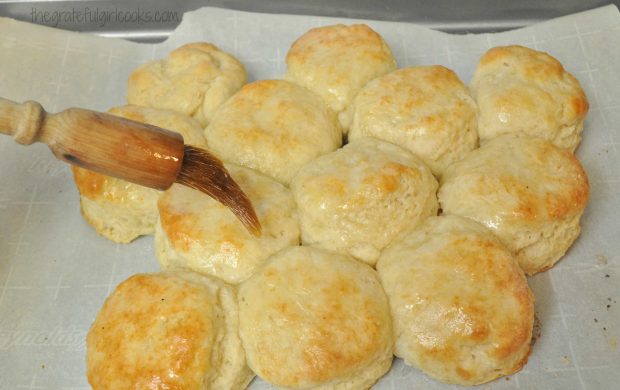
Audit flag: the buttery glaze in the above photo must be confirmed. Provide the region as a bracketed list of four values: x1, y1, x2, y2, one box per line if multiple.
[204, 79, 342, 186]
[347, 65, 479, 175]
[439, 134, 589, 274]
[238, 246, 394, 389]
[291, 137, 437, 266]
[87, 273, 220, 389]
[470, 45, 589, 151]
[86, 271, 254, 389]
[70, 105, 208, 243]
[377, 216, 534, 385]
[285, 24, 397, 117]
[156, 164, 299, 284]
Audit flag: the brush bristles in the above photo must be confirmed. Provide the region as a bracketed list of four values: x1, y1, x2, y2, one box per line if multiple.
[176, 145, 261, 236]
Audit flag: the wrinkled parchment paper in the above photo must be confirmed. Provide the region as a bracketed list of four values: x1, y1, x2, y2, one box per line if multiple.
[0, 5, 619, 389]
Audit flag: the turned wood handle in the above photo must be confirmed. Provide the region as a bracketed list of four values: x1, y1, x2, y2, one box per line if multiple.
[0, 98, 46, 144]
[0, 98, 185, 190]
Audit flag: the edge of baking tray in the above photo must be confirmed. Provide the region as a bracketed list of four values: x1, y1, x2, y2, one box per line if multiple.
[0, 0, 618, 42]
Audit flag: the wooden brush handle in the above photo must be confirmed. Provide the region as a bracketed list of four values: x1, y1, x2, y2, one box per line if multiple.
[0, 98, 185, 190]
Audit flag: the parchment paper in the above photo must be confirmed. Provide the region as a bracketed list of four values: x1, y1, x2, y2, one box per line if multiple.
[0, 5, 619, 389]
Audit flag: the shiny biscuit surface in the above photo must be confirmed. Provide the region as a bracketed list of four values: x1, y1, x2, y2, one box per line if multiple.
[285, 24, 397, 128]
[238, 246, 394, 389]
[86, 271, 253, 390]
[127, 42, 247, 126]
[347, 66, 479, 176]
[291, 137, 438, 266]
[377, 215, 534, 385]
[438, 134, 589, 274]
[156, 164, 300, 284]
[204, 79, 342, 185]
[470, 45, 588, 151]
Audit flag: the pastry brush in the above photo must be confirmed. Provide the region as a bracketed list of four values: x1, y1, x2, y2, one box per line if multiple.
[0, 98, 261, 236]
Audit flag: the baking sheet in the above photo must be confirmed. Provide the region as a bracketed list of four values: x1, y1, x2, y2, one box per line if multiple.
[0, 5, 619, 389]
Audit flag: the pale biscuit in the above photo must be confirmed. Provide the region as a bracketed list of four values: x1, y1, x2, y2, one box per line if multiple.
[438, 134, 589, 274]
[377, 215, 534, 385]
[347, 66, 479, 176]
[72, 105, 207, 243]
[155, 164, 300, 284]
[290, 137, 438, 266]
[204, 79, 342, 185]
[470, 45, 589, 151]
[238, 246, 394, 389]
[86, 271, 254, 390]
[285, 24, 397, 128]
[127, 42, 247, 126]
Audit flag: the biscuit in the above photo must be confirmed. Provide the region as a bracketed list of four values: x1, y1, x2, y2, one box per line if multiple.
[438, 134, 589, 274]
[155, 164, 300, 284]
[72, 105, 207, 243]
[347, 66, 479, 176]
[470, 45, 589, 151]
[377, 215, 534, 385]
[290, 137, 438, 266]
[204, 79, 342, 185]
[285, 24, 397, 128]
[238, 246, 394, 389]
[127, 42, 247, 126]
[86, 271, 254, 390]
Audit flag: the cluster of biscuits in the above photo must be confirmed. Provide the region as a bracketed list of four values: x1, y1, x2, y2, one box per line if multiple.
[79, 24, 590, 389]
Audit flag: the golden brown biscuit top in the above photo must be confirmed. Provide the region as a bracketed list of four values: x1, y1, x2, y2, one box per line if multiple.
[440, 134, 589, 228]
[472, 45, 589, 136]
[238, 246, 393, 388]
[204, 79, 342, 184]
[157, 164, 300, 284]
[354, 66, 470, 116]
[72, 166, 138, 202]
[158, 164, 297, 253]
[127, 42, 247, 125]
[479, 46, 579, 88]
[377, 216, 534, 384]
[286, 24, 397, 113]
[291, 137, 438, 265]
[477, 44, 588, 112]
[347, 65, 478, 174]
[86, 272, 221, 390]
[288, 24, 389, 62]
